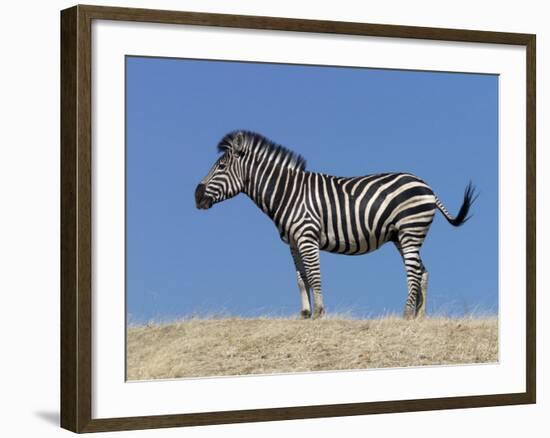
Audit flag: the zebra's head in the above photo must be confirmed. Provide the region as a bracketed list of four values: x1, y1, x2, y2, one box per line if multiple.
[195, 131, 248, 210]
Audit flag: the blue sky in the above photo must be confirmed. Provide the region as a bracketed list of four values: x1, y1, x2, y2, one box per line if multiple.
[126, 56, 498, 324]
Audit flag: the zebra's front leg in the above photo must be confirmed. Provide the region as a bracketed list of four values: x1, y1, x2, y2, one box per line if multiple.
[290, 247, 312, 319]
[296, 240, 324, 319]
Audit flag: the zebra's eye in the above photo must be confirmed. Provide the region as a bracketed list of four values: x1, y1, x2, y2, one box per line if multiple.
[218, 163, 226, 170]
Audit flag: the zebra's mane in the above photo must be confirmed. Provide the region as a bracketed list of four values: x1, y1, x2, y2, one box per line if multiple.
[217, 130, 307, 172]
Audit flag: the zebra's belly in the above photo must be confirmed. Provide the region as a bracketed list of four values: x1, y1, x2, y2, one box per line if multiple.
[319, 228, 392, 255]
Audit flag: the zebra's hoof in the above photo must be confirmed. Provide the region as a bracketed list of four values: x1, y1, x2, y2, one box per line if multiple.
[415, 310, 427, 319]
[403, 310, 415, 320]
[312, 308, 325, 319]
[300, 310, 311, 319]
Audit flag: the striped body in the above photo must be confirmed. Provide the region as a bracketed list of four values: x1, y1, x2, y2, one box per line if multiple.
[195, 131, 475, 319]
[253, 171, 436, 255]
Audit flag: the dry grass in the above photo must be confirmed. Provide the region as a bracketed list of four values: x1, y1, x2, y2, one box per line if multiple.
[126, 315, 498, 380]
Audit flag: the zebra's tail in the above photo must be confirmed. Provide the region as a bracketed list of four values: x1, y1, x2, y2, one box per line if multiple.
[435, 181, 477, 227]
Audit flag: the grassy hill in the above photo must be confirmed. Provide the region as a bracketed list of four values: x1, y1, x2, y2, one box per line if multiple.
[127, 315, 498, 380]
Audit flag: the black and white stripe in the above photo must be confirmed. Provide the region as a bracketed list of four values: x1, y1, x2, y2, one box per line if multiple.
[195, 131, 475, 319]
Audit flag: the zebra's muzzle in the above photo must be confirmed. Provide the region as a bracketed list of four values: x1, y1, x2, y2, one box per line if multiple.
[195, 184, 213, 209]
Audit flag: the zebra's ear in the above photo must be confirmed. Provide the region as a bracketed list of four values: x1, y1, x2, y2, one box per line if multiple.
[232, 131, 245, 153]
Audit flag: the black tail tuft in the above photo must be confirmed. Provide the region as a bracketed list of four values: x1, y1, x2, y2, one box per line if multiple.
[448, 181, 477, 226]
[436, 181, 477, 227]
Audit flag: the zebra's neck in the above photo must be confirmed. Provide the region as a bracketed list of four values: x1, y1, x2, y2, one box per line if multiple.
[243, 160, 307, 222]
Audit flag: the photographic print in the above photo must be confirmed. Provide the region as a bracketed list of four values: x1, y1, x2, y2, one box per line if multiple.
[61, 6, 535, 431]
[125, 57, 498, 381]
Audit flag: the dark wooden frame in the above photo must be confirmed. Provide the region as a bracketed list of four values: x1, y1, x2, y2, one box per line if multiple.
[61, 4, 536, 433]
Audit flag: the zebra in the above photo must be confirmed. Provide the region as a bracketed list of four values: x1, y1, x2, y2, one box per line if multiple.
[195, 130, 475, 319]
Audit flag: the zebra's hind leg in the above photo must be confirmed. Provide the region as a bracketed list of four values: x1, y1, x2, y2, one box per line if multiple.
[395, 236, 424, 320]
[290, 247, 312, 319]
[403, 254, 423, 320]
[415, 266, 428, 318]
